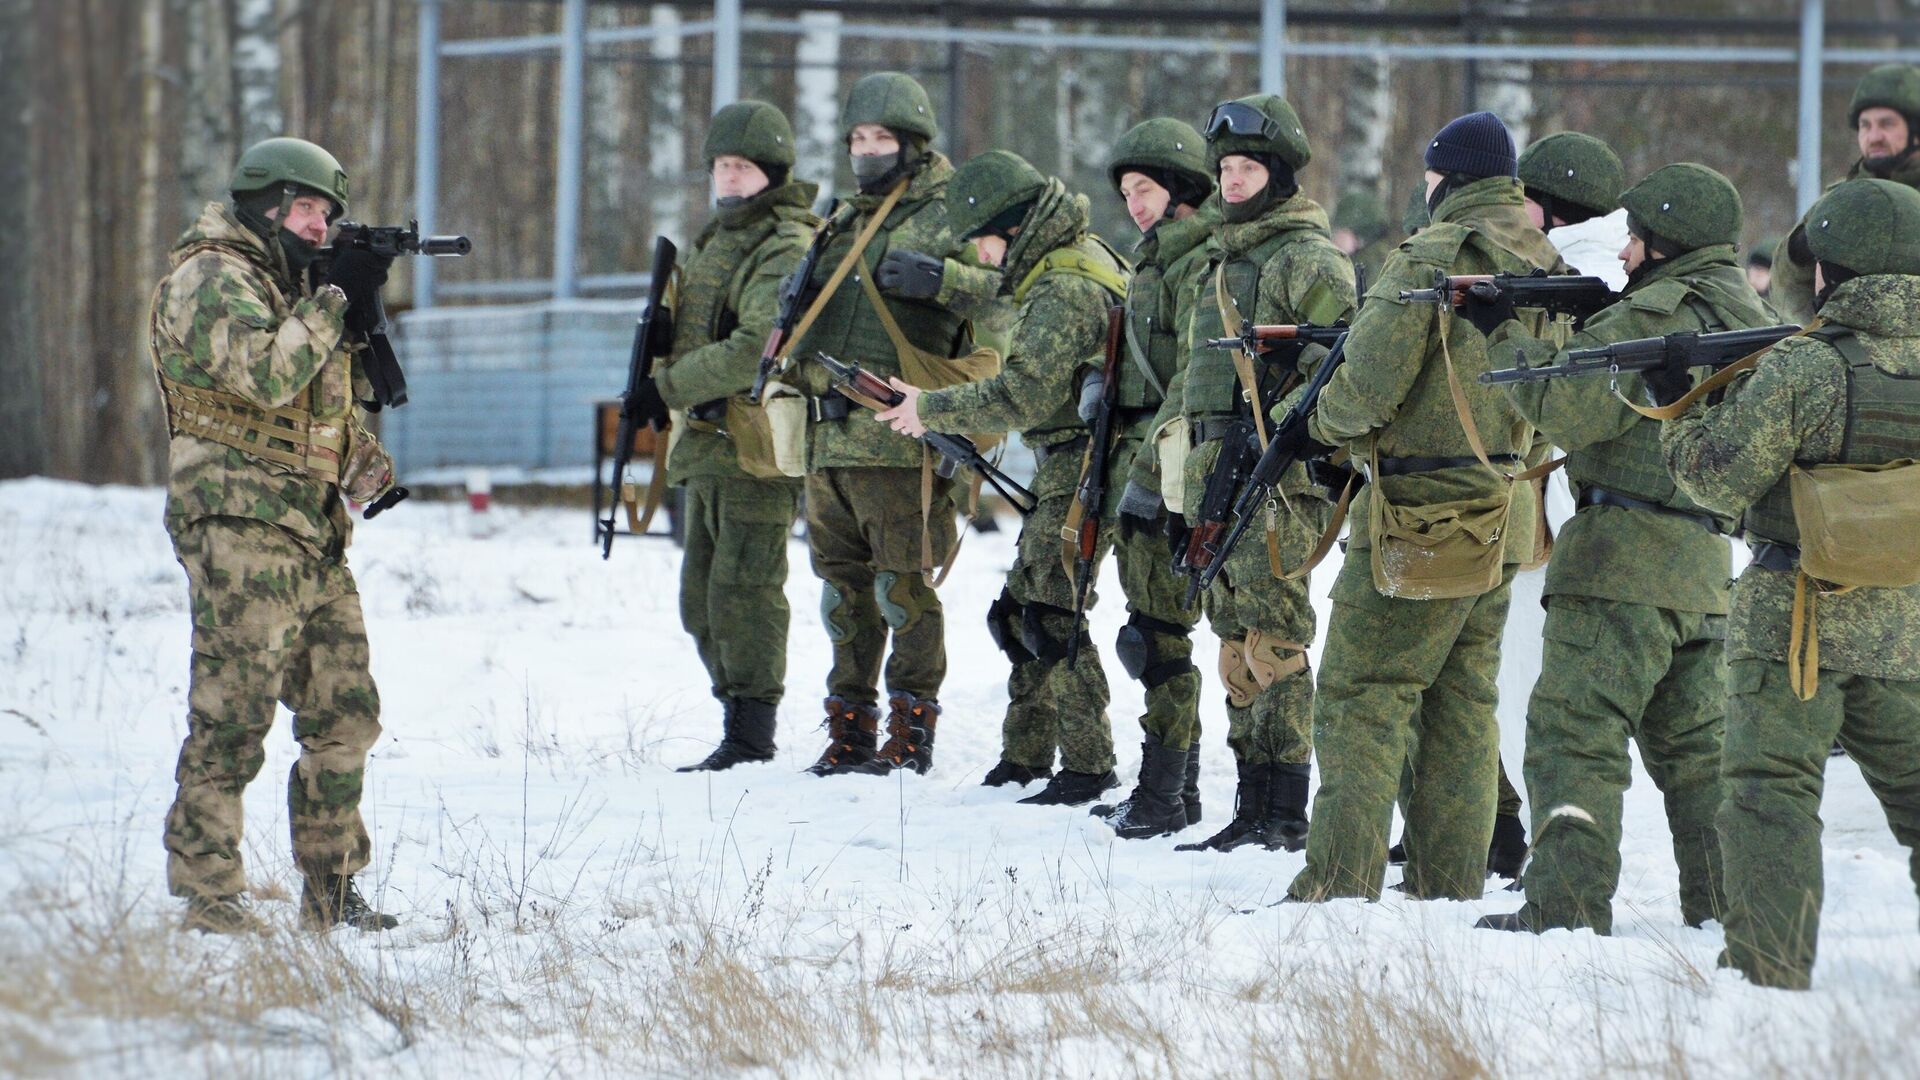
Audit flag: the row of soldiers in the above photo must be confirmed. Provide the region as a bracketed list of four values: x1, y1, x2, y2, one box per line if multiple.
[145, 63, 1920, 993]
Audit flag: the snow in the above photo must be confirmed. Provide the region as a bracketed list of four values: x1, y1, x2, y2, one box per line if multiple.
[1, 476, 1915, 1078]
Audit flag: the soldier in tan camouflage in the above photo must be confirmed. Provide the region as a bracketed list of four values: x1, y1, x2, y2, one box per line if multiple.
[150, 137, 399, 934]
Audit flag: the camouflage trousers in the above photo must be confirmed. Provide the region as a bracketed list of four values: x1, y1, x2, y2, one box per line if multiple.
[996, 445, 1113, 774]
[164, 516, 381, 900]
[680, 475, 801, 704]
[1111, 506, 1202, 751]
[806, 465, 955, 705]
[1290, 561, 1516, 901]
[1719, 658, 1920, 989]
[1517, 595, 1727, 933]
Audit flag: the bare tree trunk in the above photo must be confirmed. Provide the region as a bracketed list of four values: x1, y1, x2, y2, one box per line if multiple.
[177, 0, 236, 215]
[232, 0, 283, 145]
[793, 10, 842, 199]
[0, 0, 40, 477]
[585, 3, 629, 273]
[1478, 1, 1535, 149]
[648, 4, 686, 245]
[1337, 0, 1392, 200]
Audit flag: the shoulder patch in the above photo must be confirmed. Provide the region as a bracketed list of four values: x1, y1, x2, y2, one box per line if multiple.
[1624, 279, 1690, 315]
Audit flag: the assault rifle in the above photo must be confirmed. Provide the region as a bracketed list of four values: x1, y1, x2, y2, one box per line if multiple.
[1188, 333, 1349, 595]
[317, 219, 472, 411]
[1398, 268, 1616, 323]
[809, 352, 1038, 516]
[1479, 324, 1803, 385]
[596, 236, 678, 559]
[749, 218, 840, 404]
[1205, 320, 1349, 357]
[1066, 305, 1126, 668]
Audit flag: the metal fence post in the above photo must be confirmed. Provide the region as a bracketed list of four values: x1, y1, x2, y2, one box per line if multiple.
[1261, 0, 1287, 96]
[415, 0, 440, 308]
[713, 0, 742, 108]
[554, 0, 587, 298]
[1797, 0, 1826, 215]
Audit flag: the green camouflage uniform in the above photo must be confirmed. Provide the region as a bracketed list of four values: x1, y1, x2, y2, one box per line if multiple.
[1772, 155, 1920, 321]
[1664, 271, 1920, 989]
[151, 202, 380, 901]
[789, 153, 1004, 707]
[918, 180, 1129, 774]
[655, 181, 819, 706]
[1496, 242, 1777, 932]
[1290, 176, 1559, 901]
[1178, 193, 1355, 770]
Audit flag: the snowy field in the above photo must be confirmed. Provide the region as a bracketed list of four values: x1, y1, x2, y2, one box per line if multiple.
[2, 476, 1918, 1079]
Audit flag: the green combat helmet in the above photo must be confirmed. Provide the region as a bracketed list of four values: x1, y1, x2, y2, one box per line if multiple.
[230, 137, 349, 220]
[1620, 162, 1743, 252]
[1518, 132, 1626, 218]
[704, 100, 796, 168]
[1804, 178, 1920, 276]
[840, 71, 938, 143]
[1849, 63, 1920, 129]
[1203, 93, 1311, 171]
[1332, 189, 1389, 244]
[946, 149, 1047, 241]
[1106, 117, 1212, 195]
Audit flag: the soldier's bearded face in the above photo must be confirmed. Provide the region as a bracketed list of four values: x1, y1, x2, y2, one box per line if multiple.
[268, 195, 332, 247]
[1118, 171, 1170, 232]
[1217, 155, 1269, 203]
[849, 124, 901, 159]
[1858, 107, 1910, 161]
[712, 155, 770, 199]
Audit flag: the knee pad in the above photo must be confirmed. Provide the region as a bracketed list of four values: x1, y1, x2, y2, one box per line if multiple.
[1116, 612, 1197, 689]
[874, 570, 933, 632]
[1218, 639, 1259, 709]
[820, 583, 853, 644]
[986, 588, 1035, 664]
[1243, 629, 1307, 688]
[1019, 601, 1081, 665]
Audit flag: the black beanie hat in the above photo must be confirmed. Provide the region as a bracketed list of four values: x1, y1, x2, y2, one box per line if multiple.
[1424, 112, 1518, 179]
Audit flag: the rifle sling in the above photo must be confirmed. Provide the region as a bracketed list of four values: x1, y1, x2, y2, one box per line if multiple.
[783, 180, 906, 361]
[1619, 319, 1824, 422]
[1215, 264, 1302, 576]
[1435, 305, 1563, 483]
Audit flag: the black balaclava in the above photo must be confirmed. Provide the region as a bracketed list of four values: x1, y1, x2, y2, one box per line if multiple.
[234, 185, 323, 279]
[1814, 260, 1860, 310]
[1526, 187, 1603, 230]
[1624, 214, 1690, 290]
[1218, 153, 1298, 224]
[852, 131, 926, 195]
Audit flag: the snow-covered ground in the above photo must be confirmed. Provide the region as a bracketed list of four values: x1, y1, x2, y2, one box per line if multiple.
[2, 476, 1916, 1078]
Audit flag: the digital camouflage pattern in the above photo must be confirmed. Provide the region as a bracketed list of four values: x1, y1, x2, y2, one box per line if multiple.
[1127, 199, 1218, 494]
[1663, 272, 1920, 988]
[1771, 154, 1920, 322]
[1108, 501, 1202, 750]
[918, 182, 1127, 774]
[1291, 176, 1560, 902]
[150, 202, 382, 900]
[679, 476, 801, 704]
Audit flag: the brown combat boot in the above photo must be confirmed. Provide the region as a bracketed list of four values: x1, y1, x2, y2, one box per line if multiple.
[856, 693, 939, 775]
[182, 893, 268, 935]
[806, 696, 879, 776]
[300, 873, 399, 932]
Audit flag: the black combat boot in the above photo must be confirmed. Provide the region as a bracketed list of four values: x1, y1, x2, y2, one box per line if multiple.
[1176, 762, 1310, 852]
[1474, 906, 1544, 933]
[981, 759, 1052, 787]
[856, 693, 939, 775]
[301, 874, 399, 931]
[1090, 734, 1189, 839]
[806, 696, 879, 776]
[677, 698, 778, 772]
[1388, 836, 1408, 865]
[1487, 812, 1528, 879]
[1017, 767, 1120, 806]
[1182, 743, 1202, 825]
[183, 893, 267, 935]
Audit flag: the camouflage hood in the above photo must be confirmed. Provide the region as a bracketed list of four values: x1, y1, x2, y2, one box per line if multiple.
[1821, 273, 1920, 374]
[1135, 196, 1218, 271]
[1213, 190, 1331, 258]
[1000, 177, 1089, 295]
[849, 150, 954, 213]
[1434, 175, 1561, 271]
[174, 201, 282, 282]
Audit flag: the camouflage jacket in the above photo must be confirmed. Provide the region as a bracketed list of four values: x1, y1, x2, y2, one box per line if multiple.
[1497, 245, 1777, 614]
[789, 153, 1007, 470]
[1125, 200, 1219, 494]
[918, 182, 1126, 451]
[1308, 176, 1560, 559]
[1771, 153, 1920, 322]
[656, 181, 820, 484]
[1663, 273, 1920, 679]
[150, 202, 355, 551]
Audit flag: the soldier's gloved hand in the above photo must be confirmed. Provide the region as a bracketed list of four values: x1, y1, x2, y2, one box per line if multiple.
[1266, 414, 1332, 463]
[1165, 512, 1193, 570]
[875, 249, 945, 299]
[326, 248, 394, 332]
[1306, 456, 1358, 492]
[1642, 353, 1694, 407]
[1076, 369, 1108, 423]
[1117, 479, 1162, 525]
[1459, 282, 1517, 338]
[631, 375, 670, 432]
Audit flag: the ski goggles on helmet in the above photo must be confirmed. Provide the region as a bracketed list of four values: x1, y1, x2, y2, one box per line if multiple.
[1205, 101, 1283, 142]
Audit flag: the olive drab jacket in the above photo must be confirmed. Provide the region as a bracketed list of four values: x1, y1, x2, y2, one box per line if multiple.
[1663, 273, 1920, 680]
[655, 180, 821, 483]
[789, 153, 1006, 470]
[149, 202, 360, 551]
[1126, 200, 1219, 495]
[1497, 244, 1778, 614]
[1771, 154, 1920, 322]
[1307, 176, 1560, 563]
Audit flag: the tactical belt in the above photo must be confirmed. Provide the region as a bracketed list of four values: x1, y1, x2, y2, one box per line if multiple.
[1578, 484, 1722, 535]
[809, 392, 854, 422]
[1114, 406, 1158, 426]
[1373, 453, 1519, 477]
[1032, 434, 1091, 468]
[1749, 540, 1801, 573]
[1192, 417, 1250, 444]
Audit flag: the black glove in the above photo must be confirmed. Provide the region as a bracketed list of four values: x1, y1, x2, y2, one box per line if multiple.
[1165, 512, 1193, 571]
[1642, 353, 1693, 407]
[1459, 281, 1518, 338]
[326, 248, 394, 332]
[1266, 414, 1332, 463]
[875, 249, 945, 299]
[1306, 456, 1359, 492]
[631, 376, 670, 432]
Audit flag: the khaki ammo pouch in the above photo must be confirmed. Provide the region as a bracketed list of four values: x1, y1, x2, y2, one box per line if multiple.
[1218, 630, 1309, 708]
[1367, 443, 1514, 600]
[155, 368, 350, 487]
[1780, 459, 1920, 700]
[1153, 415, 1191, 515]
[760, 384, 810, 478]
[720, 397, 789, 480]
